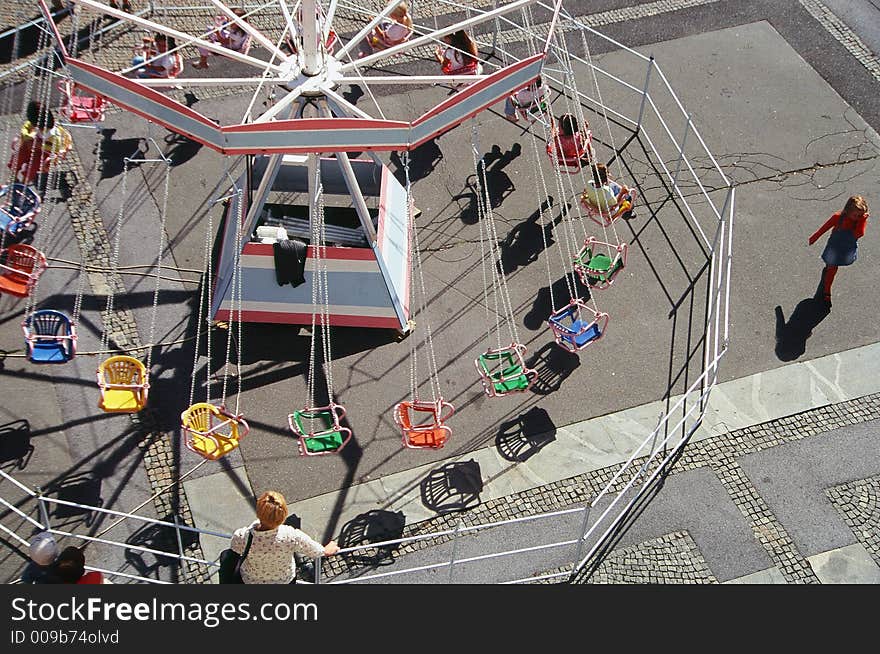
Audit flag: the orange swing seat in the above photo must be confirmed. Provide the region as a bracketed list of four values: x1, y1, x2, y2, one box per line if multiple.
[395, 399, 454, 449]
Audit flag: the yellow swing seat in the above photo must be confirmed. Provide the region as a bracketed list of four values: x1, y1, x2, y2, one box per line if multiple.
[182, 403, 249, 460]
[96, 355, 149, 413]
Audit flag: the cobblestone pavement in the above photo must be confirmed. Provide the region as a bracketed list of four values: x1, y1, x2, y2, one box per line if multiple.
[57, 146, 210, 583]
[827, 474, 880, 569]
[322, 393, 880, 582]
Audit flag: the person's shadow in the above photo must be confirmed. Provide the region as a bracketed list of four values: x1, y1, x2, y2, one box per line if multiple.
[774, 298, 831, 361]
[499, 198, 561, 274]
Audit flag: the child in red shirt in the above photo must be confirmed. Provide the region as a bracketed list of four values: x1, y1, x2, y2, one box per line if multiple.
[808, 195, 869, 305]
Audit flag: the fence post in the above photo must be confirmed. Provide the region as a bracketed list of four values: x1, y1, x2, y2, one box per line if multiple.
[448, 519, 463, 583]
[573, 504, 591, 565]
[635, 56, 654, 133]
[491, 0, 500, 56]
[672, 116, 691, 189]
[36, 487, 50, 532]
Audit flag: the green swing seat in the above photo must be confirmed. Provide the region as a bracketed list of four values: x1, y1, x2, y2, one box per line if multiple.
[288, 405, 352, 456]
[574, 240, 627, 289]
[475, 345, 537, 397]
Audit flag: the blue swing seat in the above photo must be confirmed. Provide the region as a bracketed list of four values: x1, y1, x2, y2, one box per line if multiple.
[548, 300, 609, 353]
[0, 184, 41, 236]
[23, 310, 77, 364]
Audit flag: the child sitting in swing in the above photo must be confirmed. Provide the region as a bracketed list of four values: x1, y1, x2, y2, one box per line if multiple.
[8, 101, 72, 194]
[580, 162, 634, 221]
[367, 2, 413, 51]
[547, 113, 592, 166]
[132, 34, 182, 79]
[435, 29, 482, 77]
[193, 8, 251, 69]
[504, 75, 550, 123]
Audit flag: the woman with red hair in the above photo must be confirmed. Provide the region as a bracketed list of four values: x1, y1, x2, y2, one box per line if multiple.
[808, 195, 869, 306]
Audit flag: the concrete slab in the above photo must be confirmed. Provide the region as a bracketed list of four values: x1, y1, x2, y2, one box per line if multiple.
[289, 340, 880, 541]
[807, 543, 880, 584]
[182, 465, 254, 565]
[739, 419, 880, 557]
[723, 566, 788, 584]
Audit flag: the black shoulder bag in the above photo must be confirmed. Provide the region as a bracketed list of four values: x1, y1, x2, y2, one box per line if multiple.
[218, 530, 253, 584]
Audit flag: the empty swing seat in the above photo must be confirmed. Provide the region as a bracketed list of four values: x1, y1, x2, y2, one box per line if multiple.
[0, 244, 47, 298]
[0, 184, 41, 236]
[475, 344, 538, 397]
[395, 399, 454, 449]
[182, 403, 249, 460]
[574, 239, 627, 289]
[57, 81, 106, 123]
[97, 356, 149, 413]
[22, 309, 77, 363]
[288, 403, 352, 456]
[548, 300, 609, 353]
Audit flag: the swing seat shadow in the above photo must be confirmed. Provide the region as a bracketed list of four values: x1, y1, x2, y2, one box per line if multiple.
[524, 275, 591, 331]
[0, 419, 34, 470]
[337, 509, 406, 568]
[499, 197, 560, 275]
[495, 407, 557, 462]
[420, 459, 483, 514]
[774, 298, 831, 361]
[525, 341, 581, 395]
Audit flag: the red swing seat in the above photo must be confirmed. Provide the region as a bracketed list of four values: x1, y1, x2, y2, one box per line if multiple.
[441, 57, 482, 76]
[546, 130, 593, 173]
[57, 80, 107, 123]
[395, 399, 454, 449]
[0, 244, 47, 298]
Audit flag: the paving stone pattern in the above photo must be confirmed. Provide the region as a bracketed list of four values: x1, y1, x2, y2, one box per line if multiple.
[322, 393, 880, 582]
[826, 475, 880, 570]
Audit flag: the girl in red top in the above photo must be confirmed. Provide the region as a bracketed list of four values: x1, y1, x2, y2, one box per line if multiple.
[808, 195, 869, 305]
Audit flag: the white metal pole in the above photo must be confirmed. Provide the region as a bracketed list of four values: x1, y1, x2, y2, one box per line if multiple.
[448, 519, 463, 583]
[573, 504, 591, 564]
[635, 56, 654, 132]
[37, 489, 51, 531]
[672, 117, 691, 188]
[300, 0, 322, 75]
[337, 152, 378, 245]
